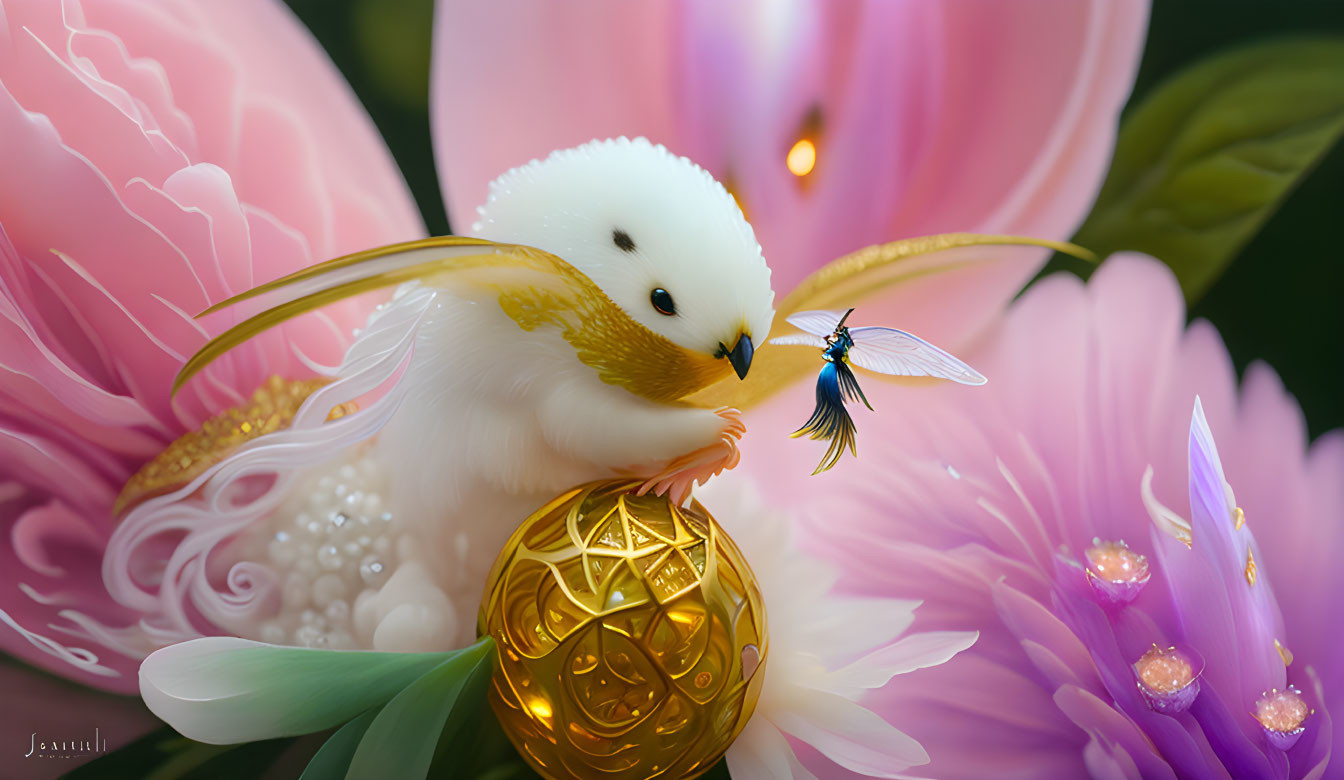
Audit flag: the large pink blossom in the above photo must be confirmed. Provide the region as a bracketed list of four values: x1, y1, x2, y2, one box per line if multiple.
[732, 256, 1340, 777]
[0, 0, 422, 693]
[432, 0, 1148, 347]
[0, 3, 1158, 773]
[427, 4, 1159, 773]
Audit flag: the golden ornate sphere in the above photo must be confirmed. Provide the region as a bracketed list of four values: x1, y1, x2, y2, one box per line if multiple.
[478, 480, 768, 780]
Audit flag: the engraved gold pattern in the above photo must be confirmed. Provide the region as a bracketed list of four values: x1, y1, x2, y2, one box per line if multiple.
[1246, 548, 1258, 586]
[115, 376, 355, 515]
[479, 481, 767, 780]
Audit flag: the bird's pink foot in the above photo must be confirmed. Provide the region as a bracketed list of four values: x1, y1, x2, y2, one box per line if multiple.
[634, 408, 744, 504]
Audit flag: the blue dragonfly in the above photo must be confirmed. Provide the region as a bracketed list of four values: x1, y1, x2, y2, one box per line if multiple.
[770, 308, 987, 474]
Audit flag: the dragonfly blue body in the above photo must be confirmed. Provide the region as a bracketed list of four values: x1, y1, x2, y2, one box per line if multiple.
[775, 306, 986, 475]
[823, 329, 854, 363]
[792, 312, 873, 474]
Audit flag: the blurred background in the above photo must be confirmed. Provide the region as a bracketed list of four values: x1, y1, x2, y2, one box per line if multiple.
[283, 0, 1343, 437]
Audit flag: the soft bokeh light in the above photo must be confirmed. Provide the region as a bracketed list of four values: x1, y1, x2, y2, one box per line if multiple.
[786, 138, 817, 177]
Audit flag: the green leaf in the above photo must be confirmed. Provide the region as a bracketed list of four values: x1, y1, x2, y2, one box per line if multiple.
[140, 637, 453, 744]
[298, 707, 381, 780]
[345, 636, 495, 779]
[1074, 37, 1344, 301]
[434, 697, 541, 780]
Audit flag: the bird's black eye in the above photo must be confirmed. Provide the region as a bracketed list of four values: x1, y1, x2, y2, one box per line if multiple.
[650, 288, 676, 316]
[612, 229, 637, 252]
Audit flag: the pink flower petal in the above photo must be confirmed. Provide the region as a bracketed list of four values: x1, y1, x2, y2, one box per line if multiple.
[775, 688, 930, 776]
[739, 254, 1343, 774]
[0, 0, 421, 690]
[1053, 683, 1179, 780]
[827, 631, 979, 693]
[727, 716, 821, 780]
[431, 0, 1148, 347]
[431, 0, 678, 224]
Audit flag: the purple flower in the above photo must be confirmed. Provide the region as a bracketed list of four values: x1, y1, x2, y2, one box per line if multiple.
[733, 256, 1339, 778]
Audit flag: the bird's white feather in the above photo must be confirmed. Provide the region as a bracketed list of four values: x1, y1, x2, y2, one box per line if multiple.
[123, 138, 780, 657]
[366, 139, 777, 641]
[475, 137, 775, 353]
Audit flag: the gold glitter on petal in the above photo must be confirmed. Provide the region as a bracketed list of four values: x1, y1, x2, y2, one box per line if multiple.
[115, 376, 356, 516]
[1245, 548, 1257, 586]
[1275, 638, 1294, 667]
[1233, 506, 1246, 530]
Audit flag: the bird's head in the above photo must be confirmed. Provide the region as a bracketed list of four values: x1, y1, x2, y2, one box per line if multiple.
[471, 137, 774, 384]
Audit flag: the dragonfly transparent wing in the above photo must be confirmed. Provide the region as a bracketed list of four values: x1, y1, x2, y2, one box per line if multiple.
[784, 309, 851, 337]
[768, 333, 828, 349]
[847, 327, 987, 385]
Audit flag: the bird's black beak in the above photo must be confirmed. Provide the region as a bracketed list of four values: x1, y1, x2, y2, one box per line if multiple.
[723, 333, 754, 380]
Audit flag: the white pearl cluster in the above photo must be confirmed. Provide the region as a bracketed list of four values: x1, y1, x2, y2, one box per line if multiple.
[241, 452, 404, 649]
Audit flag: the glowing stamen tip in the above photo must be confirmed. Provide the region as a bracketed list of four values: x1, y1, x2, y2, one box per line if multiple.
[1134, 646, 1202, 714]
[1256, 687, 1310, 750]
[786, 139, 817, 177]
[1275, 638, 1294, 667]
[1085, 539, 1150, 605]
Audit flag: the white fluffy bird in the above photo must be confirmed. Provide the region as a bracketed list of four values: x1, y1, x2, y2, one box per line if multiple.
[354, 139, 775, 646]
[114, 137, 1071, 657]
[381, 138, 773, 525]
[125, 138, 774, 652]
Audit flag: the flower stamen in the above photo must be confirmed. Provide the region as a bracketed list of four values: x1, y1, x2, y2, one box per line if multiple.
[1134, 645, 1202, 714]
[1255, 687, 1310, 750]
[1084, 539, 1150, 605]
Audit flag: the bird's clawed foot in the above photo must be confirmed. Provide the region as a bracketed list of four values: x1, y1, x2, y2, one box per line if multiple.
[634, 408, 744, 504]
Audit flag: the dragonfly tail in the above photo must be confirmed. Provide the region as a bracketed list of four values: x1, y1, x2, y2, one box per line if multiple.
[836, 360, 873, 411]
[791, 363, 859, 474]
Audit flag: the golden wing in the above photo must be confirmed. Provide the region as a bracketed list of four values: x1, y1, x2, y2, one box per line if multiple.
[175, 236, 731, 405]
[684, 233, 1093, 410]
